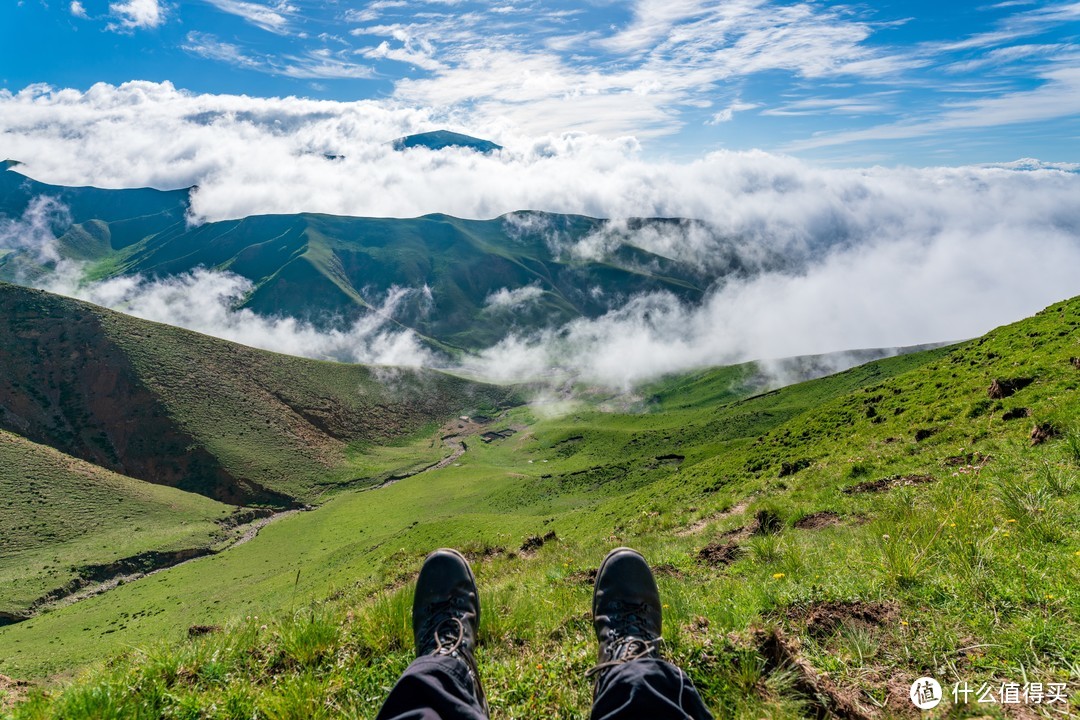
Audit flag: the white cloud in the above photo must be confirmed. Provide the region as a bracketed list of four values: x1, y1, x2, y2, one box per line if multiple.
[182, 34, 373, 78]
[0, 196, 70, 265]
[706, 99, 757, 124]
[787, 63, 1080, 151]
[278, 50, 374, 79]
[183, 32, 262, 69]
[484, 284, 545, 308]
[359, 39, 445, 71]
[761, 92, 898, 117]
[43, 268, 435, 367]
[344, 1, 408, 23]
[464, 202, 1080, 387]
[943, 43, 1069, 73]
[2, 82, 1079, 390]
[341, 0, 920, 138]
[204, 0, 296, 34]
[107, 0, 164, 31]
[69, 0, 88, 18]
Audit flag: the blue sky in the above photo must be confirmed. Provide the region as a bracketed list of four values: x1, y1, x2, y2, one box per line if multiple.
[2, 0, 1079, 164]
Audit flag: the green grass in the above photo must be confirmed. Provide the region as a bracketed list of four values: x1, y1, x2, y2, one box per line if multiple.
[98, 307, 512, 499]
[0, 430, 232, 619]
[0, 282, 514, 505]
[2, 166, 714, 354]
[3, 296, 1080, 717]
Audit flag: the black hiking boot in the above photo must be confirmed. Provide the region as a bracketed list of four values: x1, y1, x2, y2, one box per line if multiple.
[587, 547, 663, 687]
[413, 548, 487, 710]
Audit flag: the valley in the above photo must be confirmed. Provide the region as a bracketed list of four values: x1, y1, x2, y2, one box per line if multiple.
[1, 283, 1077, 717]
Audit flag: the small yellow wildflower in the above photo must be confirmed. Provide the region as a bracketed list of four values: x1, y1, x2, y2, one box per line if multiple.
[773, 573, 785, 579]
[900, 620, 909, 626]
[1046, 594, 1054, 600]
[1007, 519, 1017, 524]
[1002, 530, 1011, 536]
[949, 523, 956, 527]
[662, 603, 670, 609]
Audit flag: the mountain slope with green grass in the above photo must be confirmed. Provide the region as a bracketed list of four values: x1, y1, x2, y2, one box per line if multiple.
[0, 429, 234, 624]
[0, 282, 515, 505]
[3, 295, 1077, 718]
[0, 168, 781, 352]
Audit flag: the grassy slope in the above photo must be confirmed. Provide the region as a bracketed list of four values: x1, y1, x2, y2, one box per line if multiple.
[0, 430, 232, 619]
[1, 168, 712, 353]
[0, 283, 513, 504]
[3, 298, 1079, 717]
[97, 304, 513, 500]
[110, 211, 708, 351]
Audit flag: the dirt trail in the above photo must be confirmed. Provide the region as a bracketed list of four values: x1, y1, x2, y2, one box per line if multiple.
[231, 509, 303, 548]
[360, 416, 491, 491]
[13, 416, 492, 621]
[675, 498, 752, 537]
[15, 509, 302, 620]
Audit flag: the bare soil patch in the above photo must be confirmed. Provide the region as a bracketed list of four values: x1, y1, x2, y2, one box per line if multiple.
[697, 538, 746, 567]
[519, 530, 557, 554]
[1001, 407, 1031, 421]
[843, 474, 934, 494]
[794, 511, 843, 530]
[1030, 422, 1057, 446]
[987, 377, 1034, 399]
[790, 600, 898, 639]
[0, 674, 30, 710]
[756, 629, 874, 720]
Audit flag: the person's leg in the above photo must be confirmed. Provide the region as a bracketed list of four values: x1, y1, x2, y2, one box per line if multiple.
[591, 658, 712, 720]
[587, 547, 713, 720]
[376, 549, 488, 720]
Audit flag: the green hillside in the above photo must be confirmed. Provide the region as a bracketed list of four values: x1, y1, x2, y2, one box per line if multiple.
[1, 167, 733, 352]
[0, 430, 233, 623]
[0, 165, 188, 262]
[3, 296, 1077, 717]
[0, 282, 515, 505]
[391, 130, 503, 153]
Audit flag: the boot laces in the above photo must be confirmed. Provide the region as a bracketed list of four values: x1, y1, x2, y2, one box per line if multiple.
[608, 599, 653, 638]
[431, 616, 466, 656]
[421, 600, 488, 712]
[420, 598, 468, 656]
[585, 636, 662, 678]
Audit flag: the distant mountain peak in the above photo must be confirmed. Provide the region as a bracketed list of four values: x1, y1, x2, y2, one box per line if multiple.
[1, 159, 23, 171]
[391, 130, 502, 154]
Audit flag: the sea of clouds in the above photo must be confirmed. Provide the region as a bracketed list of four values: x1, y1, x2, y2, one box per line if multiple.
[3, 81, 1080, 389]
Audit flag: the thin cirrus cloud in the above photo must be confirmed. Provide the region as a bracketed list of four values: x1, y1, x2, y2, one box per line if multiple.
[182, 33, 373, 79]
[785, 63, 1080, 151]
[202, 0, 297, 34]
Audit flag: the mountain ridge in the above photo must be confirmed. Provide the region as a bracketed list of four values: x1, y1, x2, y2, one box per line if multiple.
[1, 168, 781, 354]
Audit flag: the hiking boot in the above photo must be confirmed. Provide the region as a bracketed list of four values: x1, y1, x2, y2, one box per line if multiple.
[587, 547, 663, 685]
[413, 548, 487, 710]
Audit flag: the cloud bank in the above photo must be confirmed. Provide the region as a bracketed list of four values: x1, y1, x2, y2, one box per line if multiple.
[43, 269, 436, 368]
[1, 82, 1079, 389]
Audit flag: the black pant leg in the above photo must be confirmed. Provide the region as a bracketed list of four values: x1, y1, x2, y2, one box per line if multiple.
[375, 654, 488, 720]
[590, 658, 714, 720]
